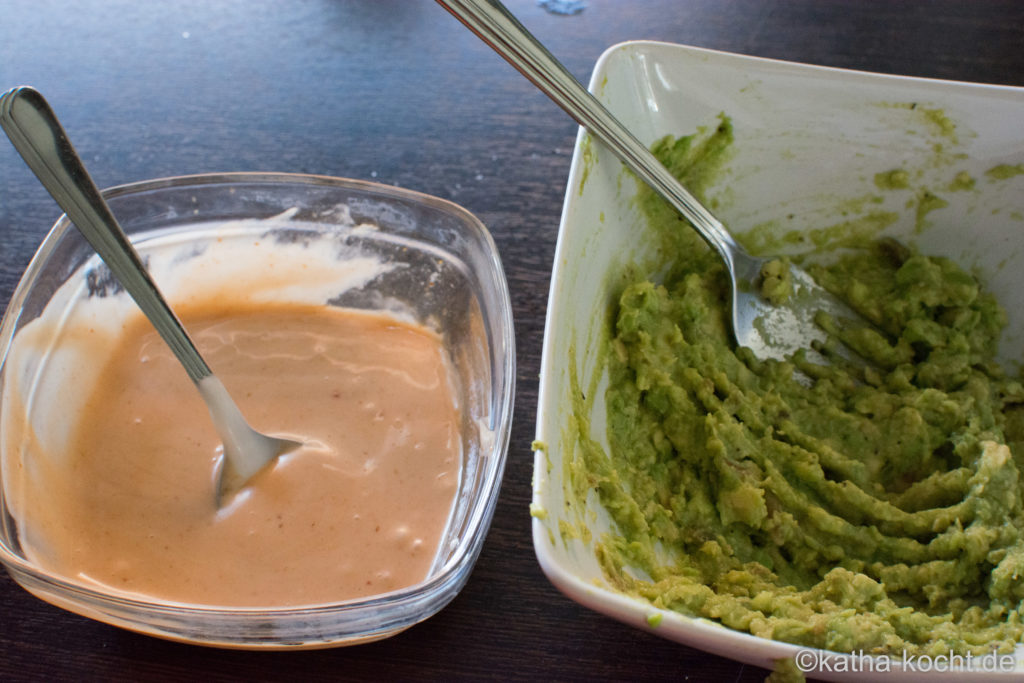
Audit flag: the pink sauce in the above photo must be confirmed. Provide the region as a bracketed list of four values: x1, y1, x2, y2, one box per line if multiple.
[17, 303, 461, 607]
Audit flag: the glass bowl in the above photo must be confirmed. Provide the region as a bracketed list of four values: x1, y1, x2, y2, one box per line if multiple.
[0, 172, 514, 648]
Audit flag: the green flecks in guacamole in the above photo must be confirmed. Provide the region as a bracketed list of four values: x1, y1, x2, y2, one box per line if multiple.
[759, 258, 792, 305]
[738, 211, 898, 257]
[948, 170, 976, 192]
[920, 106, 958, 142]
[559, 518, 592, 545]
[648, 115, 734, 214]
[883, 102, 959, 144]
[914, 189, 949, 233]
[987, 163, 1024, 181]
[874, 169, 911, 190]
[579, 134, 595, 196]
[590, 125, 1024, 659]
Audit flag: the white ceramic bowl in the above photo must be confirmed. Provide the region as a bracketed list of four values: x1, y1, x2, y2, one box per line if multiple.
[532, 42, 1024, 680]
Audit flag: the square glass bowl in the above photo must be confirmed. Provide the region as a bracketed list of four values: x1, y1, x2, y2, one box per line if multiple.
[533, 42, 1024, 679]
[0, 172, 514, 648]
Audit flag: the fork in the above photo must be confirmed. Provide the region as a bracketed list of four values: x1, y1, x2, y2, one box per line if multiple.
[436, 0, 871, 364]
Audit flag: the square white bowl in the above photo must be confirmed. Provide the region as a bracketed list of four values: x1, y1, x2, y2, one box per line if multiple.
[532, 42, 1024, 680]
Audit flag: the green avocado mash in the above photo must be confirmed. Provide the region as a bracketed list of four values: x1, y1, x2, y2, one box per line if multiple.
[593, 123, 1024, 658]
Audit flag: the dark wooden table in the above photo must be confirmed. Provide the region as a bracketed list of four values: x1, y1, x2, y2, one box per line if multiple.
[0, 2, 1021, 681]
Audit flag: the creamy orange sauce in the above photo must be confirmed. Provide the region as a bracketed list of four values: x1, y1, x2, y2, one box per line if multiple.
[18, 303, 461, 607]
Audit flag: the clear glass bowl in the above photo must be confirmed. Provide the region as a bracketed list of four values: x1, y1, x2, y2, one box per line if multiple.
[0, 172, 514, 648]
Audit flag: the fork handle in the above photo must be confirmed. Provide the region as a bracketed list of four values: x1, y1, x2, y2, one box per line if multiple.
[435, 0, 743, 268]
[0, 86, 212, 382]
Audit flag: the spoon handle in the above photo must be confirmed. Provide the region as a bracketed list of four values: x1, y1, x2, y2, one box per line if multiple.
[436, 0, 744, 267]
[0, 86, 211, 383]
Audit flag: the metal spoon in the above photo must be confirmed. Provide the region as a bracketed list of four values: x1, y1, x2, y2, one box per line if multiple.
[437, 0, 870, 364]
[0, 86, 299, 503]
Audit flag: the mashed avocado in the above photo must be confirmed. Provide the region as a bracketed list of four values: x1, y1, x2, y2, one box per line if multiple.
[594, 124, 1024, 658]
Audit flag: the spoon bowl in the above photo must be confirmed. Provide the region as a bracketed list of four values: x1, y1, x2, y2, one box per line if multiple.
[0, 86, 299, 503]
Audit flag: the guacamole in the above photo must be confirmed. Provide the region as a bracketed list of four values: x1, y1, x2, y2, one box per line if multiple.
[592, 124, 1024, 658]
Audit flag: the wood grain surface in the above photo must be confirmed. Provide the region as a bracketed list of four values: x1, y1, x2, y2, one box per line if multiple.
[0, 2, 1022, 681]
